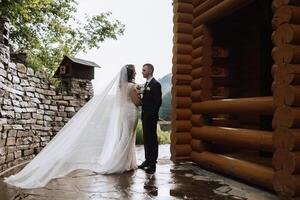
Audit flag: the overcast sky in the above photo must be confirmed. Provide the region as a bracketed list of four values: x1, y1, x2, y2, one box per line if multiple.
[75, 0, 173, 94]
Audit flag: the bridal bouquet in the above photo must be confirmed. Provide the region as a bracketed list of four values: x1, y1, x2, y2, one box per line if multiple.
[136, 84, 145, 98]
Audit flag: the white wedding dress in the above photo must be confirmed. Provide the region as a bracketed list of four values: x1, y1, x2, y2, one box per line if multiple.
[4, 66, 138, 188]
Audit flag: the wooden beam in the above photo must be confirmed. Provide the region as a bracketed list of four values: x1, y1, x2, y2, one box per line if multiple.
[272, 106, 300, 128]
[272, 0, 300, 11]
[273, 6, 300, 29]
[172, 131, 192, 144]
[191, 114, 205, 126]
[273, 171, 300, 198]
[191, 66, 212, 78]
[174, 120, 192, 132]
[273, 149, 300, 174]
[191, 89, 212, 101]
[191, 96, 275, 115]
[193, 0, 254, 27]
[173, 85, 192, 97]
[173, 2, 193, 14]
[191, 77, 213, 89]
[176, 97, 192, 108]
[193, 0, 223, 18]
[173, 33, 193, 44]
[273, 24, 300, 46]
[174, 13, 193, 24]
[191, 139, 209, 152]
[273, 128, 300, 151]
[173, 23, 193, 34]
[272, 45, 300, 64]
[191, 125, 274, 151]
[191, 151, 274, 190]
[273, 84, 300, 106]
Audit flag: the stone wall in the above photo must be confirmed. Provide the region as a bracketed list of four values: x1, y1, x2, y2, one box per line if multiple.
[0, 20, 93, 173]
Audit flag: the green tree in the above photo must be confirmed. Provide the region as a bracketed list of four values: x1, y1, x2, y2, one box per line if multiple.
[0, 0, 124, 75]
[159, 91, 171, 121]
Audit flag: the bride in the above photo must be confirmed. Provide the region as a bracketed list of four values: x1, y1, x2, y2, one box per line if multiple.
[4, 64, 141, 188]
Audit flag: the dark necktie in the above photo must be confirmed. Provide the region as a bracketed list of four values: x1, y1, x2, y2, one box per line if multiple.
[144, 81, 149, 88]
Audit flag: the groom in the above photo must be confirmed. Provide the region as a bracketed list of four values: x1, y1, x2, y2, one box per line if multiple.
[138, 63, 162, 174]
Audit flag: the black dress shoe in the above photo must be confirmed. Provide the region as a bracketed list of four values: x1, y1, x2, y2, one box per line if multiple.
[145, 166, 156, 174]
[138, 161, 148, 169]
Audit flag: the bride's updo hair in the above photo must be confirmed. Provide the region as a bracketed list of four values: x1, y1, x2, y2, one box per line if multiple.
[126, 64, 135, 82]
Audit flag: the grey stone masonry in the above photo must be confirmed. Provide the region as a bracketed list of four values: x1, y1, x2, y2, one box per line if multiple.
[0, 20, 93, 173]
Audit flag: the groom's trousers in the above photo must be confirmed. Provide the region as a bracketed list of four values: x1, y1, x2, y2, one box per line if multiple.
[142, 116, 158, 166]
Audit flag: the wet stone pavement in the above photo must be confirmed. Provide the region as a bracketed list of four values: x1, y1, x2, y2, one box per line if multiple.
[0, 145, 279, 200]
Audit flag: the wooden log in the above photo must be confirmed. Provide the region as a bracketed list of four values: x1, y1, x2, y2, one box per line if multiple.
[273, 127, 300, 151]
[173, 13, 193, 24]
[174, 74, 192, 82]
[173, 44, 193, 55]
[175, 108, 192, 120]
[191, 151, 274, 190]
[272, 149, 300, 174]
[192, 24, 210, 38]
[191, 96, 275, 115]
[173, 33, 193, 44]
[272, 106, 300, 128]
[192, 46, 212, 58]
[173, 144, 192, 156]
[176, 97, 192, 108]
[192, 35, 213, 48]
[191, 66, 212, 78]
[173, 131, 192, 144]
[273, 6, 300, 29]
[191, 139, 208, 152]
[173, 2, 193, 14]
[273, 84, 300, 106]
[273, 64, 300, 85]
[272, 45, 300, 64]
[191, 114, 205, 126]
[173, 65, 192, 75]
[272, 24, 300, 46]
[191, 89, 212, 101]
[173, 23, 193, 34]
[174, 120, 192, 132]
[225, 151, 273, 168]
[191, 126, 274, 151]
[174, 85, 192, 97]
[192, 56, 213, 67]
[193, 0, 254, 27]
[193, 0, 206, 7]
[277, 63, 300, 75]
[273, 171, 300, 198]
[193, 0, 223, 18]
[191, 77, 213, 90]
[173, 54, 193, 64]
[272, 0, 300, 11]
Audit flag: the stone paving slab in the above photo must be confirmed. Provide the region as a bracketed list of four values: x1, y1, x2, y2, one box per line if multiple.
[0, 145, 279, 200]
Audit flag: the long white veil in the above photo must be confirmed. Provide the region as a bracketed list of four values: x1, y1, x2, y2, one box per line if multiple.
[4, 66, 133, 188]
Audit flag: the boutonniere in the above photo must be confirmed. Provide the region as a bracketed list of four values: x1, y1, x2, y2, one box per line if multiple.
[146, 87, 151, 91]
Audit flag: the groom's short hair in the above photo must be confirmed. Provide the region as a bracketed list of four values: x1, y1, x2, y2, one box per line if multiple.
[143, 63, 154, 74]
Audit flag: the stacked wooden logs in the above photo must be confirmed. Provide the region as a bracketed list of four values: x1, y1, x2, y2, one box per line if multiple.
[188, 0, 276, 191]
[171, 0, 193, 162]
[190, 0, 214, 160]
[272, 0, 300, 198]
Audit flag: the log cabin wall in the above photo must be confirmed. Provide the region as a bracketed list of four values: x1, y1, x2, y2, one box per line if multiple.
[271, 0, 300, 198]
[171, 0, 193, 162]
[171, 0, 300, 198]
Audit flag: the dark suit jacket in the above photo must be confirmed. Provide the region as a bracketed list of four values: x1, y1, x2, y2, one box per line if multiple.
[141, 78, 162, 121]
